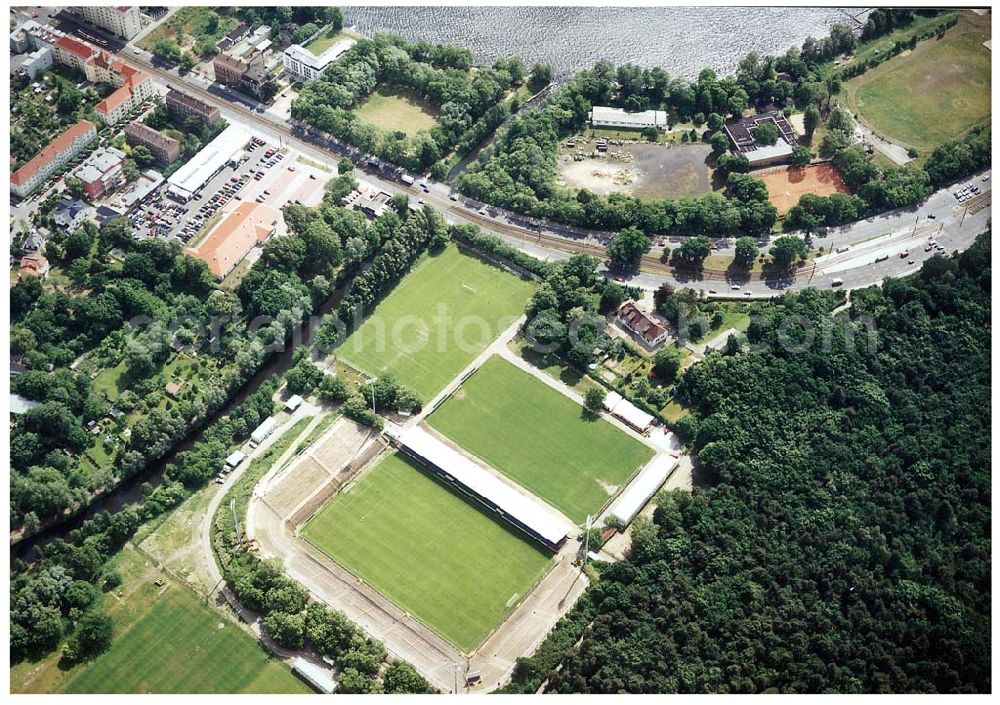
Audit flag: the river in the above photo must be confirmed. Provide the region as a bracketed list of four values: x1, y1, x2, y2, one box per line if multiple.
[344, 5, 853, 80]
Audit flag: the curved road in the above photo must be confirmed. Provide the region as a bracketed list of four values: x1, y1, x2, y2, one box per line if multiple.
[111, 44, 991, 298]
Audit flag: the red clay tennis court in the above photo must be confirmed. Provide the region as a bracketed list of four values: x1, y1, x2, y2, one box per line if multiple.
[757, 162, 851, 216]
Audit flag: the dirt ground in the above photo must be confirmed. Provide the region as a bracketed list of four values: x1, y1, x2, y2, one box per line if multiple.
[557, 141, 713, 200]
[756, 162, 851, 216]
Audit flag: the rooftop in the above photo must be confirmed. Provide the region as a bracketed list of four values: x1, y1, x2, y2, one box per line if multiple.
[11, 120, 96, 186]
[184, 201, 280, 277]
[591, 105, 668, 128]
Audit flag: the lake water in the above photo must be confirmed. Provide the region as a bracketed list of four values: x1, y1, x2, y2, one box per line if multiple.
[344, 5, 853, 80]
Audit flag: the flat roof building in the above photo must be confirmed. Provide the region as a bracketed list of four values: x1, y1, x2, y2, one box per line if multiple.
[167, 124, 251, 202]
[74, 146, 127, 200]
[225, 450, 247, 469]
[292, 658, 337, 694]
[68, 6, 143, 40]
[184, 202, 280, 277]
[591, 106, 668, 131]
[723, 108, 798, 167]
[605, 454, 678, 526]
[10, 120, 97, 197]
[283, 37, 356, 82]
[603, 391, 656, 434]
[390, 426, 574, 550]
[284, 394, 304, 412]
[124, 121, 181, 165]
[250, 417, 278, 445]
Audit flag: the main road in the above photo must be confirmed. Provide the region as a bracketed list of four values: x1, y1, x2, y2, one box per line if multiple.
[117, 35, 991, 299]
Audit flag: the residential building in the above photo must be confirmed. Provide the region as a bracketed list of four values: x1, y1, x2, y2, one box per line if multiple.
[10, 120, 98, 197]
[723, 108, 798, 167]
[124, 121, 181, 164]
[282, 37, 356, 82]
[18, 46, 53, 79]
[215, 22, 249, 53]
[184, 201, 281, 277]
[41, 33, 154, 125]
[74, 146, 127, 199]
[53, 197, 91, 230]
[19, 253, 50, 279]
[616, 300, 669, 348]
[95, 205, 124, 228]
[590, 106, 668, 131]
[165, 88, 220, 126]
[68, 6, 143, 40]
[212, 48, 275, 101]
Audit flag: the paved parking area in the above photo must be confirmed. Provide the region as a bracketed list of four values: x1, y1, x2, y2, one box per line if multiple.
[128, 140, 329, 244]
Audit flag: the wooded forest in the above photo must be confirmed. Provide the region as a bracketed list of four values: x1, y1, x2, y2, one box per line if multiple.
[504, 234, 991, 693]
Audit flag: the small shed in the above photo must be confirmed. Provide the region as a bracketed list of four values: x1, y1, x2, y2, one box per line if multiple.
[225, 450, 246, 470]
[284, 394, 304, 413]
[250, 417, 277, 445]
[165, 380, 185, 398]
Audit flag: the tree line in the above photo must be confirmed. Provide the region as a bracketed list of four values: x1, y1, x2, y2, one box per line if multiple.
[503, 233, 991, 693]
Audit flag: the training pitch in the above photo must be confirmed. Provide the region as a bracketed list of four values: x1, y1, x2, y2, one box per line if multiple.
[335, 245, 535, 401]
[63, 587, 309, 694]
[302, 452, 552, 652]
[354, 87, 440, 137]
[427, 356, 654, 523]
[758, 163, 851, 216]
[845, 12, 991, 152]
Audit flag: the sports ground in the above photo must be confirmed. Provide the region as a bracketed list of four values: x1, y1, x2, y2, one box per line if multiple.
[758, 163, 851, 216]
[844, 11, 991, 152]
[302, 452, 552, 652]
[335, 245, 535, 401]
[63, 581, 308, 694]
[427, 356, 654, 523]
[354, 87, 440, 137]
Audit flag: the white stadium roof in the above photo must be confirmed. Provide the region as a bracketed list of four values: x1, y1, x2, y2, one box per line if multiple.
[392, 426, 574, 547]
[604, 391, 656, 432]
[167, 124, 251, 200]
[606, 454, 678, 526]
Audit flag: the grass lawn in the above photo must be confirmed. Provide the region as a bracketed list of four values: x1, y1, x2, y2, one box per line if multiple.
[427, 356, 654, 523]
[510, 339, 602, 397]
[335, 244, 535, 401]
[137, 7, 239, 54]
[92, 359, 129, 402]
[12, 548, 308, 694]
[302, 452, 551, 652]
[304, 27, 357, 54]
[843, 11, 990, 152]
[354, 87, 440, 137]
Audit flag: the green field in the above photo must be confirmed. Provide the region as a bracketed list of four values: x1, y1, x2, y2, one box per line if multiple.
[63, 589, 308, 694]
[354, 87, 440, 136]
[302, 452, 551, 651]
[427, 356, 654, 523]
[845, 11, 991, 152]
[335, 245, 535, 401]
[305, 27, 357, 55]
[12, 548, 308, 695]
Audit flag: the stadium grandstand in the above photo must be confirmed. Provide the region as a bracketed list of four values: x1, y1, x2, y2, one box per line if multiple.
[387, 426, 574, 550]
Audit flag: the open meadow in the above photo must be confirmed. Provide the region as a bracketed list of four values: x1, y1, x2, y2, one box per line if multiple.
[11, 548, 308, 695]
[427, 355, 654, 523]
[843, 11, 991, 152]
[302, 452, 552, 652]
[354, 87, 440, 137]
[335, 245, 535, 401]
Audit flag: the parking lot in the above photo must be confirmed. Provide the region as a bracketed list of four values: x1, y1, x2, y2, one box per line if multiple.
[128, 138, 329, 244]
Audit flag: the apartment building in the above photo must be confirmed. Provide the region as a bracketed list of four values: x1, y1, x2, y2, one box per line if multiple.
[212, 48, 275, 101]
[74, 146, 127, 200]
[10, 120, 98, 198]
[124, 122, 181, 164]
[165, 88, 221, 126]
[68, 6, 143, 40]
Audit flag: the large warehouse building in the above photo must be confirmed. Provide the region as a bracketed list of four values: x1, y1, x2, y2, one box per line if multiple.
[166, 124, 251, 202]
[389, 426, 574, 550]
[590, 106, 668, 131]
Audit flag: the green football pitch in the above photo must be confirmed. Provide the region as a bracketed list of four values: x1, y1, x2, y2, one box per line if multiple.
[302, 452, 552, 652]
[335, 245, 535, 401]
[63, 586, 309, 694]
[427, 356, 654, 523]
